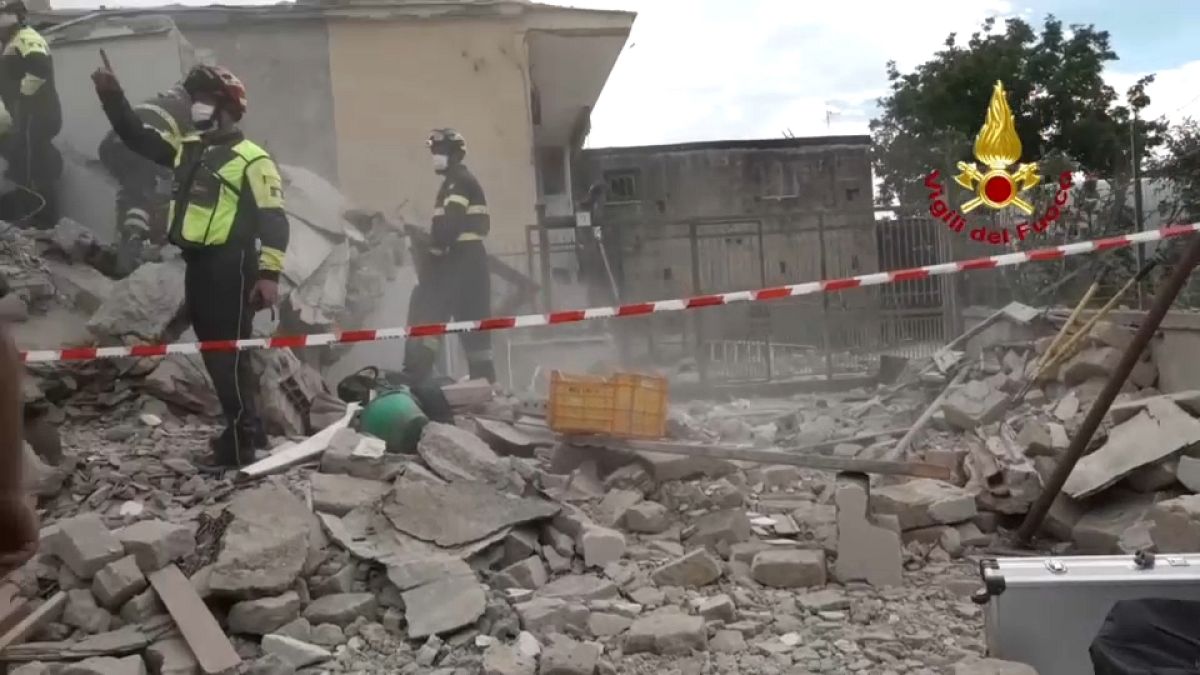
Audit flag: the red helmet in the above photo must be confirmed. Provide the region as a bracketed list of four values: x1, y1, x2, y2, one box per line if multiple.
[183, 65, 248, 120]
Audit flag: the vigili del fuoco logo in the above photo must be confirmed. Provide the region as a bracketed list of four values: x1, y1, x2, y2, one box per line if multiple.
[925, 80, 1073, 245]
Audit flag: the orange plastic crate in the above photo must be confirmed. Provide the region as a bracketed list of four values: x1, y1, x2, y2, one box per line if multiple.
[547, 370, 668, 439]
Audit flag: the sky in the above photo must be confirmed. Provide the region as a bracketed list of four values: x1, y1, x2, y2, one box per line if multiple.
[46, 0, 1200, 149]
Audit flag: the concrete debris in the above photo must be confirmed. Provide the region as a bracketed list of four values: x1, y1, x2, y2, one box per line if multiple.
[1150, 494, 1200, 552]
[942, 379, 1009, 430]
[539, 634, 602, 675]
[62, 656, 148, 675]
[383, 478, 559, 547]
[482, 643, 537, 675]
[402, 576, 487, 639]
[623, 613, 707, 655]
[750, 549, 826, 588]
[650, 549, 723, 587]
[319, 428, 405, 481]
[872, 479, 978, 530]
[1063, 399, 1200, 499]
[1072, 491, 1156, 554]
[309, 473, 389, 516]
[50, 513, 126, 579]
[302, 592, 376, 627]
[114, 519, 195, 573]
[417, 422, 514, 487]
[228, 592, 303, 636]
[261, 634, 332, 669]
[86, 260, 185, 343]
[91, 556, 147, 611]
[143, 636, 199, 675]
[834, 473, 903, 586]
[208, 484, 325, 599]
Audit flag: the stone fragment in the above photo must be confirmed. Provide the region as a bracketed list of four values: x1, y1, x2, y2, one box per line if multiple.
[1073, 491, 1155, 554]
[244, 654, 296, 675]
[650, 549, 722, 587]
[1017, 422, 1055, 457]
[302, 592, 376, 627]
[596, 489, 642, 527]
[951, 657, 1040, 675]
[228, 591, 302, 635]
[320, 428, 404, 481]
[1151, 494, 1200, 552]
[309, 473, 389, 516]
[833, 473, 902, 587]
[514, 597, 589, 635]
[686, 509, 751, 555]
[145, 636, 200, 675]
[750, 549, 826, 588]
[386, 478, 559, 548]
[309, 564, 355, 598]
[603, 463, 655, 494]
[51, 513, 124, 579]
[261, 634, 332, 669]
[539, 634, 602, 675]
[62, 656, 147, 675]
[634, 451, 737, 483]
[385, 555, 474, 592]
[710, 630, 747, 654]
[1063, 347, 1121, 385]
[623, 501, 670, 534]
[1127, 458, 1180, 492]
[482, 643, 536, 675]
[623, 613, 707, 655]
[115, 519, 196, 573]
[309, 623, 345, 647]
[494, 557, 549, 591]
[418, 422, 512, 485]
[539, 574, 618, 602]
[579, 526, 625, 568]
[1181, 455, 1200, 492]
[403, 576, 487, 638]
[119, 588, 164, 624]
[63, 588, 112, 634]
[209, 485, 324, 599]
[92, 556, 147, 611]
[588, 612, 633, 637]
[872, 479, 978, 530]
[1064, 400, 1200, 499]
[697, 594, 736, 622]
[797, 588, 850, 613]
[504, 529, 542, 566]
[941, 380, 1008, 430]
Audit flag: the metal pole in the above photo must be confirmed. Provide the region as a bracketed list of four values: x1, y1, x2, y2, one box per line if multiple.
[689, 223, 708, 386]
[757, 220, 773, 382]
[817, 212, 834, 382]
[1017, 233, 1200, 544]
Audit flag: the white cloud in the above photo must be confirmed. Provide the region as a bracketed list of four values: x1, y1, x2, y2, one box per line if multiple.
[562, 0, 1018, 147]
[1108, 59, 1200, 126]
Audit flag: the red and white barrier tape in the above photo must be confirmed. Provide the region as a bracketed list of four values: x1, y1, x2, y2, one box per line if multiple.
[20, 223, 1199, 364]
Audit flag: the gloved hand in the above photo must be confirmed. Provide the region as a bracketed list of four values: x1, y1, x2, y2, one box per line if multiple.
[91, 67, 122, 95]
[249, 278, 279, 311]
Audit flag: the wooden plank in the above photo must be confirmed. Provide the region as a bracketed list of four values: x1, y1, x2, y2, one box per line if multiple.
[570, 438, 952, 480]
[0, 584, 31, 638]
[148, 565, 240, 674]
[0, 591, 65, 654]
[236, 403, 359, 480]
[777, 427, 909, 455]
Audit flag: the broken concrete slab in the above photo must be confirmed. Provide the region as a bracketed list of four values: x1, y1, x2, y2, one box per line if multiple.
[1151, 494, 1200, 552]
[402, 576, 487, 639]
[1072, 491, 1156, 554]
[623, 501, 671, 534]
[144, 636, 199, 675]
[261, 634, 332, 669]
[228, 592, 302, 635]
[383, 478, 559, 548]
[537, 575, 618, 602]
[208, 484, 325, 599]
[63, 588, 113, 634]
[309, 473, 390, 516]
[50, 513, 125, 579]
[385, 555, 474, 592]
[872, 479, 978, 530]
[482, 642, 536, 675]
[417, 422, 513, 486]
[1062, 347, 1122, 385]
[1178, 455, 1200, 492]
[750, 549, 826, 588]
[623, 613, 707, 655]
[634, 451, 737, 483]
[685, 509, 751, 555]
[833, 473, 902, 587]
[579, 526, 625, 568]
[539, 634, 602, 675]
[1111, 390, 1200, 425]
[951, 658, 1039, 675]
[115, 520, 195, 574]
[1063, 400, 1200, 499]
[302, 593, 376, 627]
[493, 556, 549, 591]
[319, 428, 405, 481]
[650, 549, 722, 587]
[91, 556, 147, 611]
[61, 656, 148, 675]
[941, 380, 1008, 430]
[514, 597, 589, 636]
[87, 260, 185, 343]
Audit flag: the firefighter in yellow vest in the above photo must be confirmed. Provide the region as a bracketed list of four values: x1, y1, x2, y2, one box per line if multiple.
[98, 84, 191, 277]
[93, 64, 288, 470]
[0, 4, 62, 229]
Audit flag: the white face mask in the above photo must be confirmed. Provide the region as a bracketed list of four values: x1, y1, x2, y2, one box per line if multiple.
[190, 102, 216, 127]
[432, 154, 449, 172]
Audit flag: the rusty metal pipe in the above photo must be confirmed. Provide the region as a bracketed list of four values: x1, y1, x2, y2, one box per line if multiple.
[1017, 238, 1200, 544]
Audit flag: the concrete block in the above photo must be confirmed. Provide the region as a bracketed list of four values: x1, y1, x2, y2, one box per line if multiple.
[92, 556, 148, 611]
[494, 557, 549, 591]
[228, 592, 302, 635]
[686, 509, 751, 556]
[872, 479, 977, 530]
[750, 549, 826, 588]
[115, 519, 195, 573]
[579, 526, 625, 568]
[51, 513, 125, 579]
[833, 473, 902, 587]
[623, 613, 707, 655]
[650, 549, 722, 588]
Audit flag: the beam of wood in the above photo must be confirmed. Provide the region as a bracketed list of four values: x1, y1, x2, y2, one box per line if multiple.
[237, 403, 359, 480]
[884, 368, 969, 462]
[777, 427, 910, 454]
[570, 438, 952, 480]
[0, 591, 65, 654]
[148, 565, 240, 675]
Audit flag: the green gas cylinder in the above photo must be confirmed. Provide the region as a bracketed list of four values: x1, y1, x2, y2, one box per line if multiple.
[360, 387, 429, 454]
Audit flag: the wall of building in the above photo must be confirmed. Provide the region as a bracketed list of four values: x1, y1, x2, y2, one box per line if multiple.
[325, 17, 538, 260]
[179, 18, 340, 185]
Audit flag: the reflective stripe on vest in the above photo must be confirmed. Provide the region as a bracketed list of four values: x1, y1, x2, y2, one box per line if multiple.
[137, 103, 183, 153]
[169, 137, 269, 248]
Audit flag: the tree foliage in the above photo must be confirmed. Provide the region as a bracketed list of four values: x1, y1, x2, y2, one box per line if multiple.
[871, 15, 1166, 209]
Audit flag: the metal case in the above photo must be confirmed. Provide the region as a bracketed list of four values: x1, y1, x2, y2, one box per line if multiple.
[977, 554, 1200, 675]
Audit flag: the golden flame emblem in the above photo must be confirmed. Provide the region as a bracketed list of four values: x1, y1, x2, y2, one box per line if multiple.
[953, 80, 1041, 215]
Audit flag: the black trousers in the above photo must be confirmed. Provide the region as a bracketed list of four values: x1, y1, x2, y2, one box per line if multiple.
[184, 246, 261, 458]
[404, 240, 494, 381]
[0, 122, 61, 229]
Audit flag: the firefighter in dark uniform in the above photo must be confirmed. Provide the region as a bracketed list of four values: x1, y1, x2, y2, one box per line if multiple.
[0, 3, 62, 229]
[404, 128, 495, 383]
[98, 84, 191, 277]
[93, 64, 288, 469]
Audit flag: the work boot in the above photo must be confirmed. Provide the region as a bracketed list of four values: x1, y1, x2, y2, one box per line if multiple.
[198, 426, 264, 473]
[467, 358, 496, 384]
